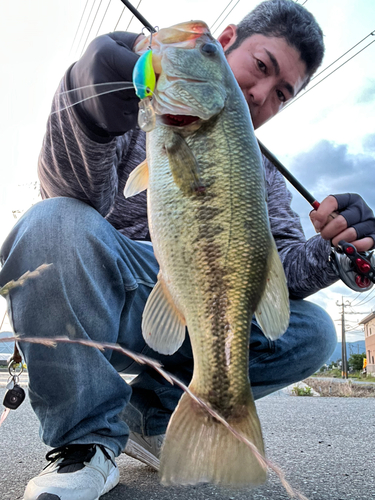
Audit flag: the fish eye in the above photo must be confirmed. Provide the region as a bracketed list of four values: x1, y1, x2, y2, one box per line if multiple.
[200, 43, 218, 55]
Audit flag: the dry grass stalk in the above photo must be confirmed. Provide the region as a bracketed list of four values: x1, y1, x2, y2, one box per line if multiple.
[305, 378, 375, 398]
[0, 264, 52, 297]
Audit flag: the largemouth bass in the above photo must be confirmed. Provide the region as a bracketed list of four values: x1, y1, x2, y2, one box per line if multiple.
[125, 21, 290, 487]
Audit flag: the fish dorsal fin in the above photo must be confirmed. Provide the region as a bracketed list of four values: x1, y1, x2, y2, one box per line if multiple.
[142, 274, 186, 355]
[255, 240, 290, 340]
[165, 132, 205, 194]
[124, 159, 149, 198]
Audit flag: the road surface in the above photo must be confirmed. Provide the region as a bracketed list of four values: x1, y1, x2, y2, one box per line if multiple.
[1, 387, 374, 500]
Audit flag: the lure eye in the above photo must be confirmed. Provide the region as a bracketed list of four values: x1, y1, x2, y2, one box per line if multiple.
[201, 43, 218, 55]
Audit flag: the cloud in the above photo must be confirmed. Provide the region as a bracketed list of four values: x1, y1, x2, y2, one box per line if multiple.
[363, 133, 375, 153]
[356, 78, 375, 104]
[282, 139, 375, 239]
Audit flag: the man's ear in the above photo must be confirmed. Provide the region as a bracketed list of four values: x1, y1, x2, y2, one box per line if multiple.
[217, 24, 237, 52]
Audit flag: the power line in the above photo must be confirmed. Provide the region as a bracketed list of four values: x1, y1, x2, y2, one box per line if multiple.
[126, 0, 142, 32]
[95, 0, 113, 37]
[352, 288, 375, 308]
[210, 0, 237, 31]
[76, 0, 98, 56]
[351, 288, 374, 307]
[81, 0, 104, 56]
[70, 0, 90, 53]
[114, 6, 126, 31]
[283, 37, 375, 111]
[310, 30, 375, 84]
[212, 0, 242, 36]
[354, 292, 375, 308]
[348, 291, 364, 306]
[346, 325, 364, 333]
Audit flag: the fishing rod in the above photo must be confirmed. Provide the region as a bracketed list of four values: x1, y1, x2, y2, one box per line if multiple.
[258, 141, 375, 292]
[119, 0, 375, 293]
[119, 0, 157, 34]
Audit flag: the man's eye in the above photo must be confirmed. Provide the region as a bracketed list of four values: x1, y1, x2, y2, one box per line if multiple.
[277, 89, 286, 103]
[257, 60, 267, 72]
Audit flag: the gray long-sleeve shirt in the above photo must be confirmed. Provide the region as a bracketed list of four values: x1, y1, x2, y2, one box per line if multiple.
[38, 72, 338, 300]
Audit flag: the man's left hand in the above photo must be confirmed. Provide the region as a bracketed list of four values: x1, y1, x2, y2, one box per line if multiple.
[310, 194, 375, 251]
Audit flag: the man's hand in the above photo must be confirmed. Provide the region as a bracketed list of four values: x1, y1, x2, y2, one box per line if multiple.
[69, 32, 143, 138]
[310, 194, 375, 252]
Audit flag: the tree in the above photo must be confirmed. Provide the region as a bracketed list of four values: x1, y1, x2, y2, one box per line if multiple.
[348, 353, 366, 371]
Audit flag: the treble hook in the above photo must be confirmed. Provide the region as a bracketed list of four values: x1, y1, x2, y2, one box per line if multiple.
[142, 26, 158, 50]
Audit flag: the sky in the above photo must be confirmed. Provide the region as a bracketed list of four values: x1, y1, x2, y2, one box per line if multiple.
[1, 0, 375, 343]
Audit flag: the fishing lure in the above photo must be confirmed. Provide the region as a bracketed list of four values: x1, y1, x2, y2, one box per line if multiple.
[132, 49, 156, 132]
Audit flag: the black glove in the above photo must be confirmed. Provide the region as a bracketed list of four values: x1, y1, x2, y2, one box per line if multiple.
[333, 193, 375, 247]
[67, 32, 141, 141]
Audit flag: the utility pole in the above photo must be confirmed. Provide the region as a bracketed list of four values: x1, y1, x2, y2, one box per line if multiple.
[337, 297, 351, 379]
[335, 299, 372, 379]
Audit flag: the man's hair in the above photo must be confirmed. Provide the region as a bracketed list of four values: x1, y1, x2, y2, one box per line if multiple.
[225, 0, 324, 88]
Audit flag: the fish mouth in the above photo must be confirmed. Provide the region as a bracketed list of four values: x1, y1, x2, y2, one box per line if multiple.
[161, 114, 201, 127]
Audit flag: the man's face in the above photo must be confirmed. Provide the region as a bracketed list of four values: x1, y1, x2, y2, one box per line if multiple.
[218, 28, 308, 129]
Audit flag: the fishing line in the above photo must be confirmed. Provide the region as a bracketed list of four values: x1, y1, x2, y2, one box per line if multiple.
[56, 81, 136, 96]
[52, 82, 148, 115]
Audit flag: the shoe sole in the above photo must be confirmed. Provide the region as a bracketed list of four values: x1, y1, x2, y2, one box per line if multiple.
[100, 465, 120, 498]
[124, 438, 160, 471]
[23, 466, 119, 500]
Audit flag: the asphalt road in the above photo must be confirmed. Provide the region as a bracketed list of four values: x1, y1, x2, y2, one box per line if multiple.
[0, 388, 374, 500]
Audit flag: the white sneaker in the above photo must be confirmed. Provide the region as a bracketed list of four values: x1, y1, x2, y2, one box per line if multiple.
[124, 431, 164, 471]
[23, 444, 119, 500]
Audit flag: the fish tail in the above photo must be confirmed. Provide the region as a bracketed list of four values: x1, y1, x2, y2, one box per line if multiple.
[159, 390, 267, 486]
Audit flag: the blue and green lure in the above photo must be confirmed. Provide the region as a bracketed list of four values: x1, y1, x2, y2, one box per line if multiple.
[132, 49, 156, 132]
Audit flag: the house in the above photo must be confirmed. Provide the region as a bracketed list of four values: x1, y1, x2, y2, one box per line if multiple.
[359, 311, 375, 375]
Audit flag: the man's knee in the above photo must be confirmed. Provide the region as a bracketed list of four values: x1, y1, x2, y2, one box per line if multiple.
[291, 299, 337, 372]
[17, 197, 101, 239]
[1, 198, 103, 264]
[0, 198, 111, 290]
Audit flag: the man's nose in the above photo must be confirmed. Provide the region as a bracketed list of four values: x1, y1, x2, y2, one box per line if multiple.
[249, 81, 272, 107]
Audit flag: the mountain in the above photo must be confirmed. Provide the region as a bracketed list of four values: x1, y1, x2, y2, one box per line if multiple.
[328, 341, 366, 363]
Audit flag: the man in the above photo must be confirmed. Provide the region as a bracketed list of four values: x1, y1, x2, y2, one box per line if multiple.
[1, 1, 374, 499]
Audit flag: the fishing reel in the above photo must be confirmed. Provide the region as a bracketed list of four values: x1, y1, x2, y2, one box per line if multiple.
[329, 240, 375, 292]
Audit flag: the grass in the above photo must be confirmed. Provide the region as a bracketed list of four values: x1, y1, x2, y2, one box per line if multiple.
[313, 369, 375, 382]
[348, 371, 375, 382]
[305, 377, 375, 398]
[291, 385, 313, 396]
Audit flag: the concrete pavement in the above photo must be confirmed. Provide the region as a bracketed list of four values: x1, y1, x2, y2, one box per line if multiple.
[1, 387, 374, 500]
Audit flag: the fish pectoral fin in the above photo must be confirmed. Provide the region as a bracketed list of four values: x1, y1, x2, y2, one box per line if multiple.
[142, 275, 186, 355]
[165, 133, 205, 194]
[124, 159, 149, 198]
[255, 240, 290, 340]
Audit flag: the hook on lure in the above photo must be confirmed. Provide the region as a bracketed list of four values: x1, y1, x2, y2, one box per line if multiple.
[132, 28, 157, 132]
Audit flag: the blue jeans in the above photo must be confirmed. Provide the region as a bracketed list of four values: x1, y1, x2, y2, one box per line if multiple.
[0, 198, 337, 456]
